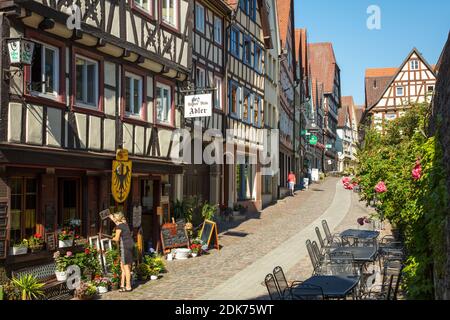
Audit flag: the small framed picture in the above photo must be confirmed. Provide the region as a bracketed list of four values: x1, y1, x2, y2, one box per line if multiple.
[89, 236, 100, 250]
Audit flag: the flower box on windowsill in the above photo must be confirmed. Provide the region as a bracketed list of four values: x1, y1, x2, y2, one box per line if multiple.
[59, 240, 74, 248]
[10, 247, 28, 256]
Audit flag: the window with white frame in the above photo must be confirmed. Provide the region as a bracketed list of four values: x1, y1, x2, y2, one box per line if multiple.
[156, 83, 172, 124]
[243, 37, 252, 65]
[214, 76, 222, 110]
[75, 56, 99, 108]
[396, 86, 404, 97]
[196, 66, 206, 88]
[195, 3, 205, 33]
[135, 0, 152, 13]
[410, 60, 419, 70]
[214, 17, 222, 45]
[30, 42, 59, 97]
[125, 72, 143, 116]
[243, 89, 252, 123]
[162, 0, 177, 28]
[254, 45, 262, 73]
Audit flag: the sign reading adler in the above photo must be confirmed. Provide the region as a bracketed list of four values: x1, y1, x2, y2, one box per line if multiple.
[184, 94, 212, 118]
[112, 149, 132, 203]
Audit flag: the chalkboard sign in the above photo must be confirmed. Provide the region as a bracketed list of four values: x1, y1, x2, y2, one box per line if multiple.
[45, 232, 56, 251]
[200, 220, 219, 250]
[160, 221, 189, 252]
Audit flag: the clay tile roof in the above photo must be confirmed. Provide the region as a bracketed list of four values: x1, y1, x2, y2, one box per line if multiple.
[295, 29, 308, 72]
[338, 105, 349, 127]
[365, 67, 398, 78]
[341, 96, 355, 124]
[355, 106, 364, 125]
[364, 67, 397, 110]
[276, 0, 292, 46]
[308, 43, 338, 94]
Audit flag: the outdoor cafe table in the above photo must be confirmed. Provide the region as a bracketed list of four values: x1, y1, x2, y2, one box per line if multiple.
[291, 275, 360, 299]
[340, 229, 380, 240]
[330, 246, 378, 263]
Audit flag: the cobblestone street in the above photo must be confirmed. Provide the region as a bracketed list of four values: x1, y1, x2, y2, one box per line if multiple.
[101, 178, 380, 300]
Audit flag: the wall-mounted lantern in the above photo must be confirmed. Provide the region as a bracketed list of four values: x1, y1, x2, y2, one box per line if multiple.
[3, 37, 35, 81]
[7, 38, 35, 66]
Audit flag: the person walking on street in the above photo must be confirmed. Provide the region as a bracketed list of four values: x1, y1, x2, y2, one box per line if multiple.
[288, 171, 296, 196]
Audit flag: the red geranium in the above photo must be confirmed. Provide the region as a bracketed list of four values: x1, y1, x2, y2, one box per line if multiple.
[85, 248, 91, 255]
[34, 233, 42, 239]
[412, 160, 422, 181]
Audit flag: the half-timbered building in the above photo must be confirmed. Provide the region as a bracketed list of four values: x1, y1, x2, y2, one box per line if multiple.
[0, 0, 192, 269]
[276, 0, 296, 198]
[183, 0, 230, 207]
[364, 48, 437, 132]
[308, 42, 341, 173]
[224, 0, 272, 211]
[262, 0, 280, 207]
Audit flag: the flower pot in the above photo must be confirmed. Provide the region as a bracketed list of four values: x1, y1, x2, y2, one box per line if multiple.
[10, 246, 28, 256]
[174, 248, 190, 260]
[191, 253, 198, 258]
[150, 275, 158, 281]
[30, 245, 43, 253]
[55, 271, 68, 282]
[97, 286, 108, 294]
[59, 240, 73, 248]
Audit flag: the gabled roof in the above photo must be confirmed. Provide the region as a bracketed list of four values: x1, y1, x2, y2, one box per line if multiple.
[225, 0, 273, 49]
[338, 105, 350, 128]
[295, 29, 308, 76]
[276, 0, 293, 47]
[308, 43, 338, 94]
[365, 48, 437, 112]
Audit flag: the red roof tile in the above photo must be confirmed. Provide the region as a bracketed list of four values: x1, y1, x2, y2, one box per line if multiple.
[276, 0, 293, 47]
[365, 67, 397, 78]
[308, 43, 338, 94]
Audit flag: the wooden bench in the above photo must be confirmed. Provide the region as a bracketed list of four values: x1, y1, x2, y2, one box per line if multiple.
[11, 263, 73, 300]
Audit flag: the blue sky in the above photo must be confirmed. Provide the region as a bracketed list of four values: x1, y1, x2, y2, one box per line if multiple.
[294, 0, 450, 105]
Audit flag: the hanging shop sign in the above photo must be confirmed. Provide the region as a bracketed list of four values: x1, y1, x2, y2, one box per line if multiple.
[309, 135, 318, 145]
[112, 149, 132, 203]
[184, 94, 212, 118]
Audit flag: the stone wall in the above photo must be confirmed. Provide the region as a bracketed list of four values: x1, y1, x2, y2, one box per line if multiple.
[430, 32, 450, 300]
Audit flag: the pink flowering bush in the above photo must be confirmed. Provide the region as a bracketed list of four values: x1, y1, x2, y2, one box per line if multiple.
[412, 160, 422, 181]
[374, 181, 387, 193]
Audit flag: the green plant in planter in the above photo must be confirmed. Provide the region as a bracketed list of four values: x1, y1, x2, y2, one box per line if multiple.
[106, 248, 121, 288]
[143, 254, 167, 274]
[2, 281, 20, 300]
[53, 251, 73, 272]
[11, 274, 44, 300]
[75, 281, 97, 300]
[136, 263, 151, 281]
[13, 239, 28, 249]
[201, 203, 217, 221]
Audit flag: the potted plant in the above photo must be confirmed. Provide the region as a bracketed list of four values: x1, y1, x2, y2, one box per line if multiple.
[10, 239, 28, 256]
[149, 267, 160, 280]
[74, 281, 97, 300]
[143, 254, 166, 279]
[136, 263, 151, 281]
[201, 203, 217, 221]
[53, 251, 72, 281]
[93, 276, 110, 294]
[11, 274, 44, 300]
[190, 238, 204, 257]
[28, 233, 44, 253]
[58, 229, 74, 248]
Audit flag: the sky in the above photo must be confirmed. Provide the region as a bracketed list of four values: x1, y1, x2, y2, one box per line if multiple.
[294, 0, 450, 106]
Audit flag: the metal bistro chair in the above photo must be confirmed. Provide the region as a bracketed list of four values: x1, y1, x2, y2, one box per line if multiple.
[312, 241, 326, 266]
[316, 227, 340, 253]
[306, 240, 321, 275]
[273, 266, 303, 300]
[322, 220, 344, 247]
[326, 251, 358, 277]
[265, 273, 283, 300]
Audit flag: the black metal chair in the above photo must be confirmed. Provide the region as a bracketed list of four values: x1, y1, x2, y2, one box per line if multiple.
[322, 220, 343, 246]
[325, 251, 358, 276]
[306, 240, 321, 275]
[265, 273, 282, 300]
[316, 227, 340, 253]
[312, 240, 325, 265]
[273, 266, 302, 300]
[291, 283, 325, 300]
